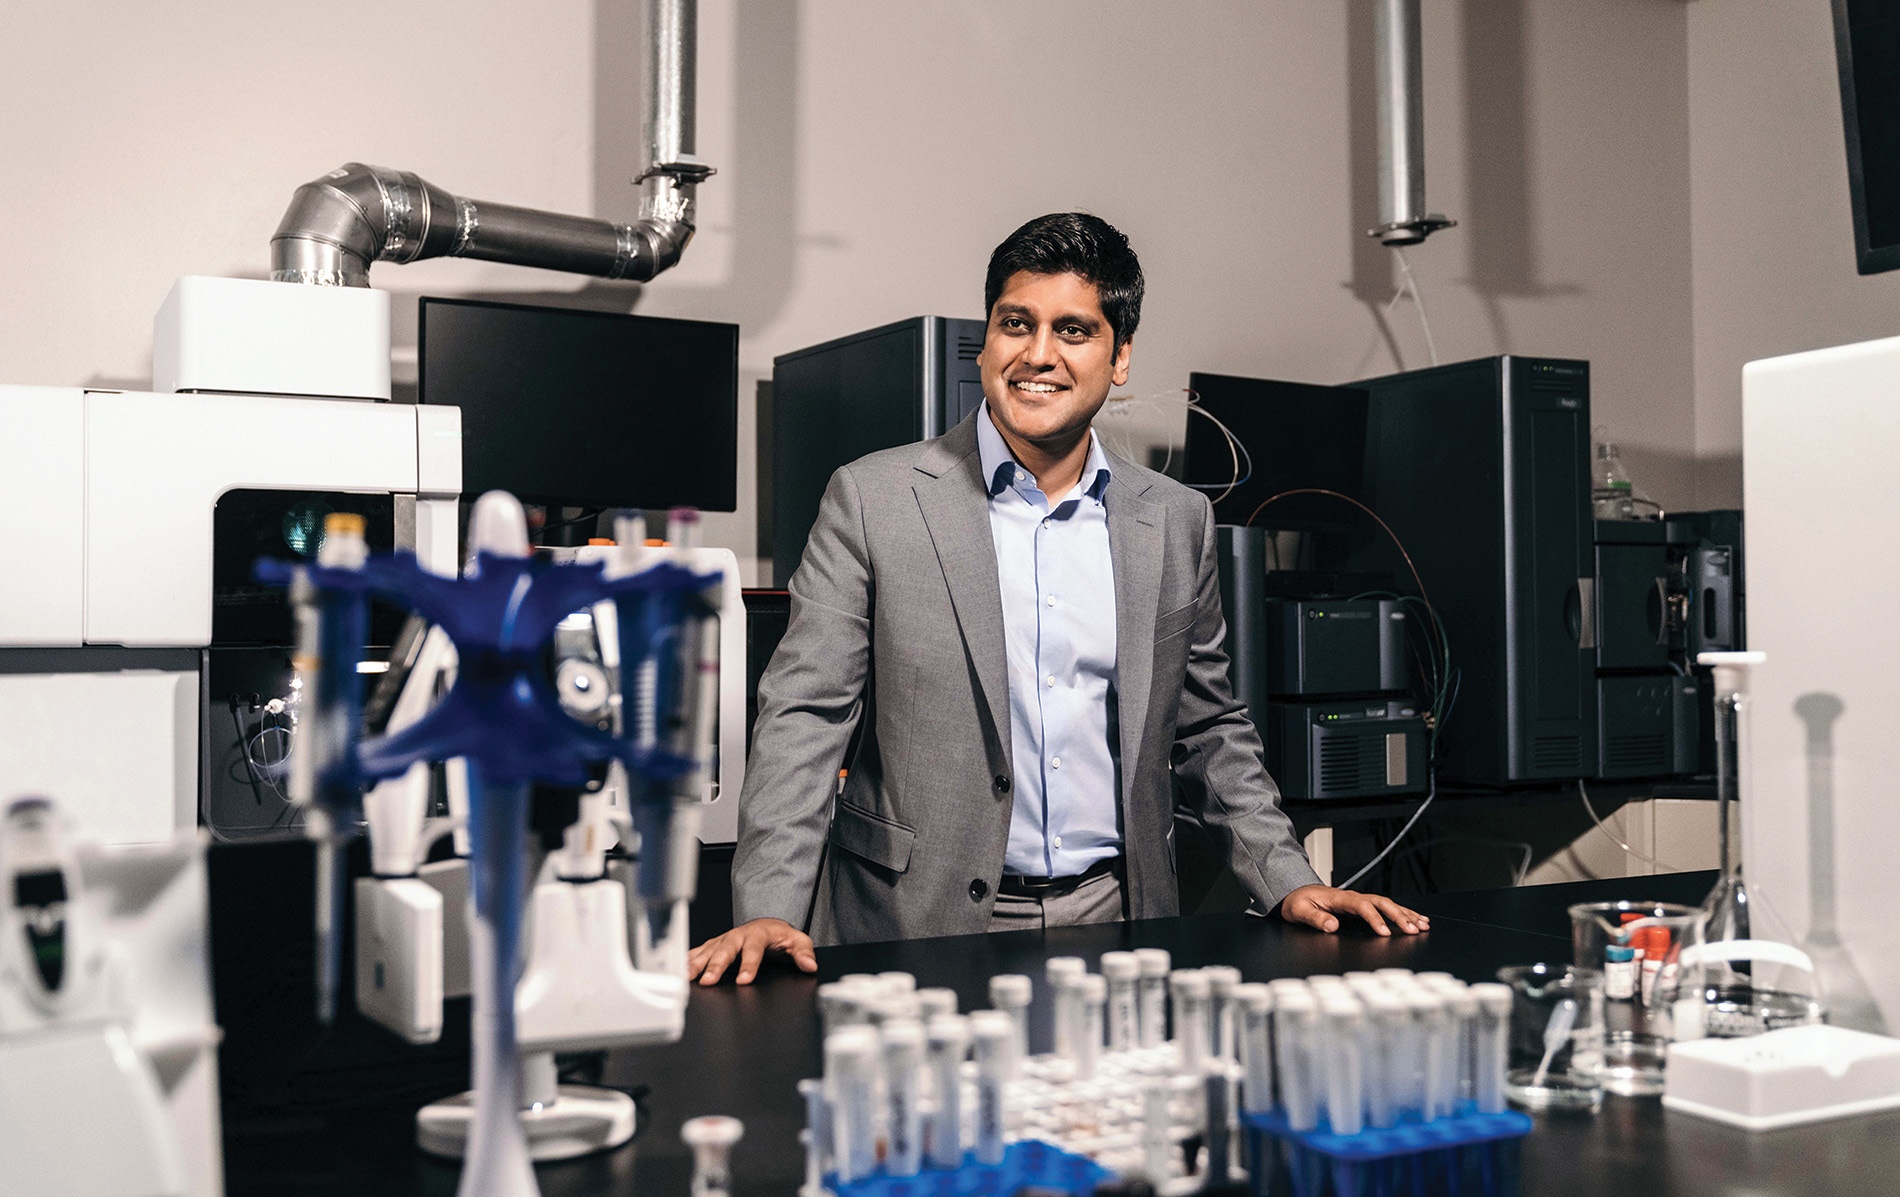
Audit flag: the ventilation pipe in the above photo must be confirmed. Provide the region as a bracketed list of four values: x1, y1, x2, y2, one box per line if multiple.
[270, 0, 713, 286]
[1369, 0, 1453, 246]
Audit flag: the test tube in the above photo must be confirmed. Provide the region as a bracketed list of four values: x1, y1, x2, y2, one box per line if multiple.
[878, 970, 918, 996]
[1235, 983, 1276, 1115]
[1140, 1075, 1176, 1184]
[1414, 971, 1456, 988]
[1362, 991, 1406, 1129]
[1412, 989, 1455, 1122]
[1469, 983, 1512, 1115]
[1273, 988, 1322, 1132]
[1203, 965, 1243, 1061]
[881, 1018, 927, 1176]
[823, 1026, 879, 1183]
[1203, 1060, 1240, 1184]
[1169, 969, 1212, 1075]
[917, 987, 959, 1020]
[1099, 951, 1141, 1051]
[796, 1079, 828, 1196]
[681, 1115, 744, 1197]
[1374, 968, 1415, 983]
[989, 974, 1033, 1073]
[1319, 997, 1367, 1136]
[1134, 948, 1172, 1047]
[1441, 985, 1478, 1110]
[1047, 957, 1087, 1057]
[818, 982, 867, 1037]
[1076, 973, 1108, 1080]
[969, 1010, 1014, 1166]
[926, 1014, 970, 1170]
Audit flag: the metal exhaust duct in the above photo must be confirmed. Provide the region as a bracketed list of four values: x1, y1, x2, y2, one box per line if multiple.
[1369, 0, 1454, 247]
[271, 0, 713, 286]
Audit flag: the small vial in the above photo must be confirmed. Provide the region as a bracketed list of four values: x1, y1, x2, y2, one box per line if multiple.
[823, 1026, 880, 1183]
[1442, 985, 1479, 1109]
[1203, 965, 1243, 1061]
[870, 992, 923, 1028]
[1362, 991, 1407, 1130]
[681, 1115, 744, 1197]
[1383, 987, 1425, 1119]
[1134, 948, 1172, 1047]
[917, 987, 960, 1019]
[969, 1010, 1014, 1166]
[817, 981, 867, 1037]
[1470, 983, 1513, 1115]
[795, 1079, 828, 1196]
[1047, 957, 1087, 1057]
[878, 970, 918, 997]
[1140, 1075, 1175, 1184]
[1169, 969, 1212, 1075]
[1075, 973, 1108, 1079]
[1273, 988, 1323, 1132]
[1411, 989, 1455, 1122]
[1203, 1060, 1239, 1184]
[1235, 983, 1276, 1115]
[926, 1015, 970, 1170]
[1319, 997, 1367, 1136]
[1414, 971, 1456, 988]
[989, 974, 1033, 1073]
[1099, 951, 1141, 1051]
[881, 1019, 927, 1176]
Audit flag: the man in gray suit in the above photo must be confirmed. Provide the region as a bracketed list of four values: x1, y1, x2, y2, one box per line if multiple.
[689, 214, 1426, 984]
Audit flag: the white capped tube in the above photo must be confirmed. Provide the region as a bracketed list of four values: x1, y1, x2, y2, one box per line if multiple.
[1100, 951, 1141, 1051]
[1236, 983, 1276, 1115]
[969, 1010, 1014, 1166]
[1470, 983, 1512, 1115]
[1384, 988, 1425, 1119]
[988, 974, 1033, 1073]
[823, 1026, 880, 1183]
[926, 1014, 970, 1170]
[1320, 998, 1367, 1136]
[881, 1019, 926, 1176]
[1134, 948, 1172, 1047]
[796, 1078, 828, 1196]
[1140, 1075, 1175, 1184]
[818, 981, 868, 1037]
[1203, 965, 1243, 1062]
[878, 971, 918, 997]
[1203, 1060, 1239, 1184]
[1076, 973, 1107, 1080]
[1169, 969, 1212, 1075]
[1411, 989, 1455, 1122]
[1374, 968, 1415, 981]
[1363, 991, 1407, 1129]
[1047, 957, 1087, 1057]
[917, 987, 959, 1020]
[1442, 985, 1478, 1110]
[681, 1115, 744, 1197]
[1273, 989, 1322, 1132]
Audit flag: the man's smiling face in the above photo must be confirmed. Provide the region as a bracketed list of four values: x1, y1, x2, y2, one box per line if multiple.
[978, 269, 1132, 455]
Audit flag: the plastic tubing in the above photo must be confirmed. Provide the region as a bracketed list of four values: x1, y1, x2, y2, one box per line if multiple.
[824, 1026, 881, 1183]
[1076, 973, 1107, 1080]
[1134, 948, 1172, 1048]
[1100, 951, 1141, 1052]
[925, 1015, 970, 1170]
[1169, 969, 1212, 1075]
[1273, 988, 1323, 1133]
[969, 1011, 1014, 1166]
[1319, 997, 1368, 1136]
[1047, 957, 1087, 1058]
[1203, 965, 1243, 1062]
[988, 974, 1033, 1076]
[1236, 982, 1276, 1115]
[881, 1019, 927, 1176]
[1470, 983, 1513, 1115]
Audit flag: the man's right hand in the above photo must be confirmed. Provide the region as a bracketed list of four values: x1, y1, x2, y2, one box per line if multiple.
[685, 917, 818, 986]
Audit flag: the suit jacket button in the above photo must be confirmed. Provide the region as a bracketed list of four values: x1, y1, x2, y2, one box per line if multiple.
[970, 879, 989, 902]
[994, 775, 1010, 793]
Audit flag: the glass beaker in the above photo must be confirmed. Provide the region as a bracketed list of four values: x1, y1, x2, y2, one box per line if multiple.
[1673, 935, 1825, 1039]
[1569, 900, 1701, 1095]
[1497, 964, 1605, 1111]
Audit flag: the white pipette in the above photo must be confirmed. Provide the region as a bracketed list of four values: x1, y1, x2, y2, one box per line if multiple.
[1532, 997, 1579, 1089]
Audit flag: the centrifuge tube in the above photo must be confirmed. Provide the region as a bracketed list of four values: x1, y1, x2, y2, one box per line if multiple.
[1047, 957, 1087, 1058]
[1235, 982, 1275, 1115]
[1442, 984, 1478, 1109]
[1273, 988, 1322, 1133]
[1203, 965, 1242, 1062]
[969, 1010, 1014, 1166]
[916, 987, 959, 1020]
[1099, 951, 1140, 1051]
[1134, 948, 1172, 1047]
[926, 1014, 970, 1170]
[1203, 1060, 1239, 1185]
[881, 1018, 926, 1176]
[1470, 983, 1512, 1115]
[1140, 1075, 1175, 1184]
[824, 1026, 880, 1183]
[818, 981, 867, 1037]
[989, 974, 1032, 1075]
[681, 1115, 744, 1197]
[1169, 969, 1212, 1075]
[1319, 997, 1367, 1136]
[1412, 989, 1455, 1121]
[878, 971, 918, 997]
[1076, 973, 1107, 1080]
[796, 1079, 828, 1197]
[1362, 990, 1406, 1129]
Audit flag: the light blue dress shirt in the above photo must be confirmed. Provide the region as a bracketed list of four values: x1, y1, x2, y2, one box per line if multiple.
[976, 403, 1123, 877]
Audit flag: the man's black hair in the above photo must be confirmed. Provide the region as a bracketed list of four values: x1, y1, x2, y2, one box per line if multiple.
[984, 213, 1145, 348]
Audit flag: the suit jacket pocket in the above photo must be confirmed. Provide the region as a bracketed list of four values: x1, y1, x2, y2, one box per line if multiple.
[1155, 600, 1198, 644]
[830, 799, 917, 874]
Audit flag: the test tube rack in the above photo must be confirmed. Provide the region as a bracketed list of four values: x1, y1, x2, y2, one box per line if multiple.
[1243, 1107, 1532, 1197]
[828, 1140, 1113, 1197]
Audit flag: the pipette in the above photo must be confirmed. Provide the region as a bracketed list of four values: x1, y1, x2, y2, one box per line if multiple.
[881, 1018, 926, 1176]
[824, 1026, 880, 1183]
[681, 1115, 744, 1197]
[1531, 997, 1578, 1089]
[926, 1014, 970, 1170]
[1134, 948, 1172, 1047]
[969, 1010, 1014, 1166]
[1099, 951, 1141, 1051]
[1470, 983, 1512, 1114]
[1169, 969, 1212, 1075]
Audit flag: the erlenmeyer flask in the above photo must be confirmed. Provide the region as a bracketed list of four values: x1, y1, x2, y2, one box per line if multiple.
[1697, 651, 1763, 947]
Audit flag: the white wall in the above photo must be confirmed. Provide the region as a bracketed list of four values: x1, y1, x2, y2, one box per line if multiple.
[1, 0, 1701, 580]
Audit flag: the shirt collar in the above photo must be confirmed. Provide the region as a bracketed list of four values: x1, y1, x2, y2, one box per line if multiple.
[976, 402, 1113, 502]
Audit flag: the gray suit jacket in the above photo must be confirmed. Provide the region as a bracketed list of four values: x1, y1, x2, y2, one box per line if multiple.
[732, 412, 1319, 944]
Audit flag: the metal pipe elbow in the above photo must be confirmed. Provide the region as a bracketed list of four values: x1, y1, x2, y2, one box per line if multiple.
[270, 163, 459, 286]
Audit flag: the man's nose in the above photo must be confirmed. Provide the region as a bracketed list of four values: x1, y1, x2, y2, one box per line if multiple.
[1024, 326, 1060, 367]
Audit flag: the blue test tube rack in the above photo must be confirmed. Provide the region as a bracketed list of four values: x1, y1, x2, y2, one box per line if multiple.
[828, 1140, 1112, 1197]
[1243, 1106, 1533, 1197]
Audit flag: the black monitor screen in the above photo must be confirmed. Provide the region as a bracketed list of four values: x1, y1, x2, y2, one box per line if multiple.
[1834, 0, 1900, 274]
[419, 297, 739, 511]
[1183, 372, 1369, 530]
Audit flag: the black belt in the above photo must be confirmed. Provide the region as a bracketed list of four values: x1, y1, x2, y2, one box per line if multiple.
[999, 855, 1122, 898]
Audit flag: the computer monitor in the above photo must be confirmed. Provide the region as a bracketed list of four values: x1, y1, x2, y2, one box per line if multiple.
[1182, 372, 1369, 531]
[1833, 0, 1900, 274]
[418, 297, 739, 511]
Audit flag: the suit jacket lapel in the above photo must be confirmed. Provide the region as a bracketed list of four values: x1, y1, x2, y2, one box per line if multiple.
[1106, 467, 1164, 796]
[913, 419, 1012, 763]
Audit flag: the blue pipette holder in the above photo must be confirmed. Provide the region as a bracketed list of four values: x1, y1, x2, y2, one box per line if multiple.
[1244, 1107, 1533, 1197]
[827, 1141, 1112, 1197]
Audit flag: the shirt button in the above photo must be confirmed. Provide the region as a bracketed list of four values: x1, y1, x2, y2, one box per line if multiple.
[1051, 757, 1062, 770]
[1014, 470, 1025, 483]
[1053, 835, 1064, 849]
[970, 878, 989, 901]
[1045, 675, 1056, 688]
[1046, 595, 1057, 608]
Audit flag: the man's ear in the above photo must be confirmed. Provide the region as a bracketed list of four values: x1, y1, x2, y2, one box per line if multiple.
[1112, 337, 1133, 387]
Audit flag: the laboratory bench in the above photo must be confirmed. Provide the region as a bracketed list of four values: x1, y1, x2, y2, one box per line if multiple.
[218, 870, 1900, 1197]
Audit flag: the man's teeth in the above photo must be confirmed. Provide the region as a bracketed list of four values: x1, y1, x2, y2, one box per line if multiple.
[1015, 381, 1062, 393]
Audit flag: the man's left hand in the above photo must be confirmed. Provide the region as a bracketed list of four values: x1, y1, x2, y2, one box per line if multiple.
[1279, 885, 1429, 936]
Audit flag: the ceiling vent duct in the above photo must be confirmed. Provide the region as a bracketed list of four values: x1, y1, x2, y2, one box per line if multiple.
[270, 0, 713, 286]
[1370, 0, 1454, 246]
